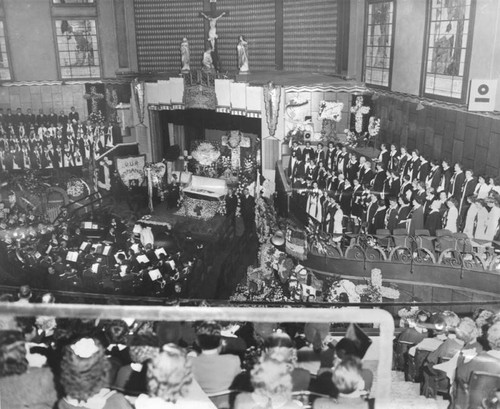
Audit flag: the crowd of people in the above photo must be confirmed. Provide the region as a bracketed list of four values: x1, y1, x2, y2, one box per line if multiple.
[0, 307, 376, 409]
[0, 190, 199, 298]
[0, 106, 119, 172]
[395, 307, 500, 408]
[288, 140, 500, 245]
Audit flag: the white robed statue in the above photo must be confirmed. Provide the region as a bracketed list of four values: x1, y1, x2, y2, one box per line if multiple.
[237, 35, 249, 73]
[180, 37, 190, 73]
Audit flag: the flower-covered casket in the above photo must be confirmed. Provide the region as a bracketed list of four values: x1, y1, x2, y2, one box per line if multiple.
[183, 175, 228, 201]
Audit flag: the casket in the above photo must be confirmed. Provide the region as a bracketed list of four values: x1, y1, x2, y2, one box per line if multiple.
[183, 176, 227, 201]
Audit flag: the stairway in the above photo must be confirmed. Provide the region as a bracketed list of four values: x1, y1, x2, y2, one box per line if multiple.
[366, 361, 449, 409]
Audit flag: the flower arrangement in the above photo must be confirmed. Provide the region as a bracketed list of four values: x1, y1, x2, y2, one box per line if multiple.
[318, 101, 343, 122]
[66, 178, 86, 199]
[327, 279, 361, 303]
[88, 110, 105, 126]
[356, 268, 400, 302]
[368, 116, 381, 138]
[191, 142, 221, 166]
[344, 129, 368, 148]
[255, 197, 278, 244]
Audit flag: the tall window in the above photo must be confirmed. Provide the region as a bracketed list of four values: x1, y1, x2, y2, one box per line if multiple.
[364, 0, 395, 88]
[423, 0, 474, 101]
[55, 19, 100, 79]
[0, 21, 11, 81]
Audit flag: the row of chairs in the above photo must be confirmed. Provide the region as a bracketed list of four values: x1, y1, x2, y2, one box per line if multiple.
[375, 229, 476, 255]
[393, 339, 500, 408]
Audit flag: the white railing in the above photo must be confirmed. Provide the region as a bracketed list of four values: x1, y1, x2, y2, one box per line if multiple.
[0, 303, 394, 402]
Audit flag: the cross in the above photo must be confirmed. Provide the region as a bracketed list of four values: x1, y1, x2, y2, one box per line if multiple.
[199, 0, 229, 72]
[194, 204, 203, 217]
[350, 95, 370, 134]
[83, 86, 104, 114]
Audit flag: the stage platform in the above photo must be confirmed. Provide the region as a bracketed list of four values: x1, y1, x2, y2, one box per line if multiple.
[139, 202, 231, 243]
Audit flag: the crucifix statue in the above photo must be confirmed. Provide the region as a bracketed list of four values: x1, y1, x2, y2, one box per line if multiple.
[199, 0, 229, 72]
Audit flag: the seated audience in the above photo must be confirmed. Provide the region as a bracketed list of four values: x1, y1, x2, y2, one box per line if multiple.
[135, 344, 214, 409]
[58, 336, 132, 409]
[191, 321, 241, 395]
[0, 330, 57, 409]
[234, 356, 301, 409]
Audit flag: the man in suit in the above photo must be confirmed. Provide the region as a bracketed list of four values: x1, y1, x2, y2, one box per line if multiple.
[68, 106, 80, 124]
[36, 108, 47, 128]
[58, 110, 69, 126]
[240, 187, 255, 235]
[48, 108, 58, 127]
[24, 108, 36, 129]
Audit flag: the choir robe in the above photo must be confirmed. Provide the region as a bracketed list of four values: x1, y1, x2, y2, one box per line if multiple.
[372, 171, 386, 195]
[396, 205, 411, 229]
[339, 186, 353, 215]
[388, 151, 399, 171]
[350, 185, 364, 219]
[345, 160, 359, 183]
[307, 192, 323, 223]
[385, 207, 399, 232]
[426, 167, 442, 191]
[417, 160, 430, 182]
[425, 210, 442, 237]
[372, 206, 387, 234]
[449, 172, 465, 202]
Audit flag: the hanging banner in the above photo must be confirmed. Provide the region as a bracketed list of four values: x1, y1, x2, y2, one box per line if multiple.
[115, 154, 146, 188]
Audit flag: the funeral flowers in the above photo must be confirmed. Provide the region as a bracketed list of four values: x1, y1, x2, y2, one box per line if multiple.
[191, 142, 221, 166]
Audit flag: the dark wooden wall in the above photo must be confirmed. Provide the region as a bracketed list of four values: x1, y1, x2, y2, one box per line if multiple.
[375, 95, 500, 177]
[133, 0, 346, 75]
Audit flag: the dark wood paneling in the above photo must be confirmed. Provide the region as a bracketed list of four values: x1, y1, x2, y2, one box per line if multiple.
[374, 95, 500, 176]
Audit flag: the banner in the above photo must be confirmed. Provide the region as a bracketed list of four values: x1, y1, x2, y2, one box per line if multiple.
[115, 155, 146, 188]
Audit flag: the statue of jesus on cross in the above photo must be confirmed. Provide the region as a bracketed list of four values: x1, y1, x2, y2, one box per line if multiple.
[199, 1, 229, 72]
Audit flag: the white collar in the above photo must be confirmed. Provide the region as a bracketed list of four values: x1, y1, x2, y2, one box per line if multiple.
[201, 348, 219, 355]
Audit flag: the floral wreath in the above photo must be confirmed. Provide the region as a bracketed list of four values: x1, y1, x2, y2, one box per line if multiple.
[191, 142, 220, 166]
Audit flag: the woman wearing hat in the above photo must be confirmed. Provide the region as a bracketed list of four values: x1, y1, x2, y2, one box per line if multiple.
[58, 337, 132, 409]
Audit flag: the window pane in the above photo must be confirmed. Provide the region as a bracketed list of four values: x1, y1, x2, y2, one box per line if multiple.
[424, 0, 474, 100]
[0, 20, 11, 81]
[54, 19, 101, 79]
[364, 1, 394, 88]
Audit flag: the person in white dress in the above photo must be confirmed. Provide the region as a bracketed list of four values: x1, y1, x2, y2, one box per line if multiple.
[444, 198, 459, 233]
[306, 182, 323, 223]
[332, 201, 344, 242]
[474, 199, 489, 240]
[474, 175, 490, 199]
[483, 198, 500, 241]
[462, 196, 478, 238]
